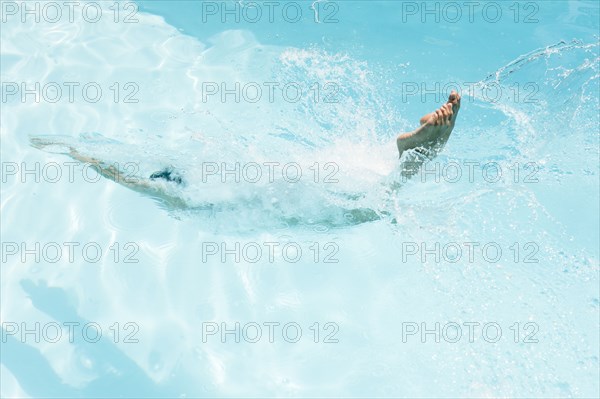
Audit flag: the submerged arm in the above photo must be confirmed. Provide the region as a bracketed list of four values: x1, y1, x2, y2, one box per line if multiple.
[30, 136, 192, 210]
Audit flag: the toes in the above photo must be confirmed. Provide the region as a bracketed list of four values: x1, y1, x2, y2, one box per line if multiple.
[434, 110, 442, 125]
[445, 103, 454, 122]
[454, 92, 461, 112]
[441, 104, 453, 124]
[448, 91, 460, 103]
[440, 104, 450, 119]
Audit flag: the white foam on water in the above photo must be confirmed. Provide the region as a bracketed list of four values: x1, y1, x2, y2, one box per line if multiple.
[1, 2, 599, 398]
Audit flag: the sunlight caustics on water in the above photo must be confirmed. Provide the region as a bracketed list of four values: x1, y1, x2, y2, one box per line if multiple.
[1, 1, 599, 397]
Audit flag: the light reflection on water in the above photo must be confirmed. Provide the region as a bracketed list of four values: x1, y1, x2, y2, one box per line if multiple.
[1, 1, 599, 398]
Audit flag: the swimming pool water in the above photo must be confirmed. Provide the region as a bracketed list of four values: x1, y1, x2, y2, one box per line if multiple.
[1, 1, 599, 397]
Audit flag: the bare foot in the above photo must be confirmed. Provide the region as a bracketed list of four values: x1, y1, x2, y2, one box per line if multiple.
[397, 91, 461, 159]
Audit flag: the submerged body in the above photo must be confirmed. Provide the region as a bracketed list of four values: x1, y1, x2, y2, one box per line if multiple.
[30, 91, 461, 220]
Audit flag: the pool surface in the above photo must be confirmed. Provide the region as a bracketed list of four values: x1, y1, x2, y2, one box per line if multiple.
[1, 1, 599, 397]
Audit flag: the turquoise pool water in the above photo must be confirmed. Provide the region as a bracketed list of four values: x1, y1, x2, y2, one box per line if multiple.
[1, 1, 599, 397]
